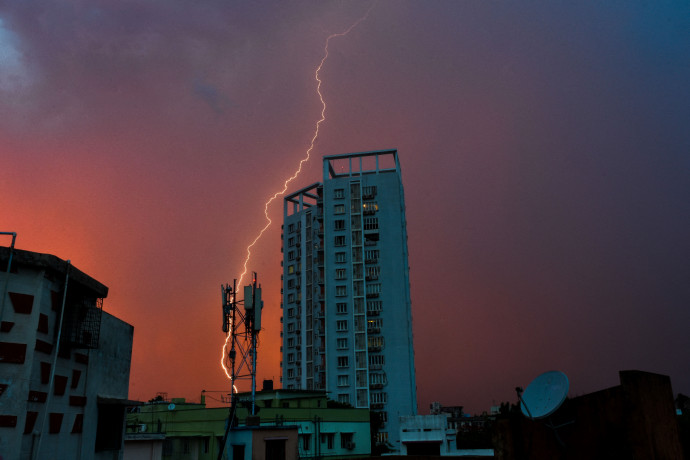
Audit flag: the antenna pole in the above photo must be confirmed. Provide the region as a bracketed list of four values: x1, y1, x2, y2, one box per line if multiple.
[218, 273, 262, 459]
[251, 272, 258, 416]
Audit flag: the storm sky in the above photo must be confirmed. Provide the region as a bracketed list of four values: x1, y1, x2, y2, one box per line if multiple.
[2, 1, 689, 413]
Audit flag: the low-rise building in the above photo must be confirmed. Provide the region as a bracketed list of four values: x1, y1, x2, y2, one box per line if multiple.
[125, 388, 371, 459]
[399, 414, 457, 456]
[0, 245, 134, 460]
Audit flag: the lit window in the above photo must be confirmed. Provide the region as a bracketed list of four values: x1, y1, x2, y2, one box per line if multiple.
[288, 265, 295, 274]
[368, 318, 383, 330]
[362, 201, 378, 214]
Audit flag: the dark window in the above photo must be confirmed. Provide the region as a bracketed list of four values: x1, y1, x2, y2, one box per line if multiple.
[265, 439, 286, 460]
[8, 292, 34, 314]
[321, 433, 334, 450]
[71, 369, 82, 389]
[49, 413, 63, 433]
[40, 362, 51, 384]
[341, 432, 354, 449]
[95, 404, 125, 451]
[163, 439, 173, 456]
[54, 375, 68, 395]
[72, 413, 84, 434]
[0, 342, 27, 363]
[37, 314, 49, 333]
[232, 444, 245, 460]
[24, 411, 39, 434]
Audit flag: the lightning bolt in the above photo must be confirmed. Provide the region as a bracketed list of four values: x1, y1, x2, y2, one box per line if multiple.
[221, 4, 375, 381]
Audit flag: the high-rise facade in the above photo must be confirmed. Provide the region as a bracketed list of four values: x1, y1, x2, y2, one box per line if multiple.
[281, 150, 417, 449]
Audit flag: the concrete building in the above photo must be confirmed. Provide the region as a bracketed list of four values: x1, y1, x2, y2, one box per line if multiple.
[125, 389, 371, 459]
[400, 414, 458, 456]
[0, 245, 134, 460]
[281, 149, 417, 450]
[494, 370, 684, 459]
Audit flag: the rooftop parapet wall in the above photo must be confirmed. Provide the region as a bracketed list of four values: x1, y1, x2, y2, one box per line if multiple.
[324, 149, 399, 179]
[0, 246, 108, 298]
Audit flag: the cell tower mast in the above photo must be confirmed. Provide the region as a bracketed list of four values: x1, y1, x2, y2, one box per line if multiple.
[218, 272, 263, 460]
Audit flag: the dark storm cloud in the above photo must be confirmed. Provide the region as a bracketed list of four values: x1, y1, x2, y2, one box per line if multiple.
[193, 79, 232, 114]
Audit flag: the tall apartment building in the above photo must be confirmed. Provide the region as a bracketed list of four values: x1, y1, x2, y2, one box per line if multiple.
[281, 149, 417, 449]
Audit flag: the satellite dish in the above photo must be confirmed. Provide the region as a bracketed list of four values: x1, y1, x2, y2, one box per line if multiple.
[168, 403, 176, 411]
[520, 370, 569, 419]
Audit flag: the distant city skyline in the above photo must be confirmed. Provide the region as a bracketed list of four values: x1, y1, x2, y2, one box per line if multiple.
[2, 1, 689, 414]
